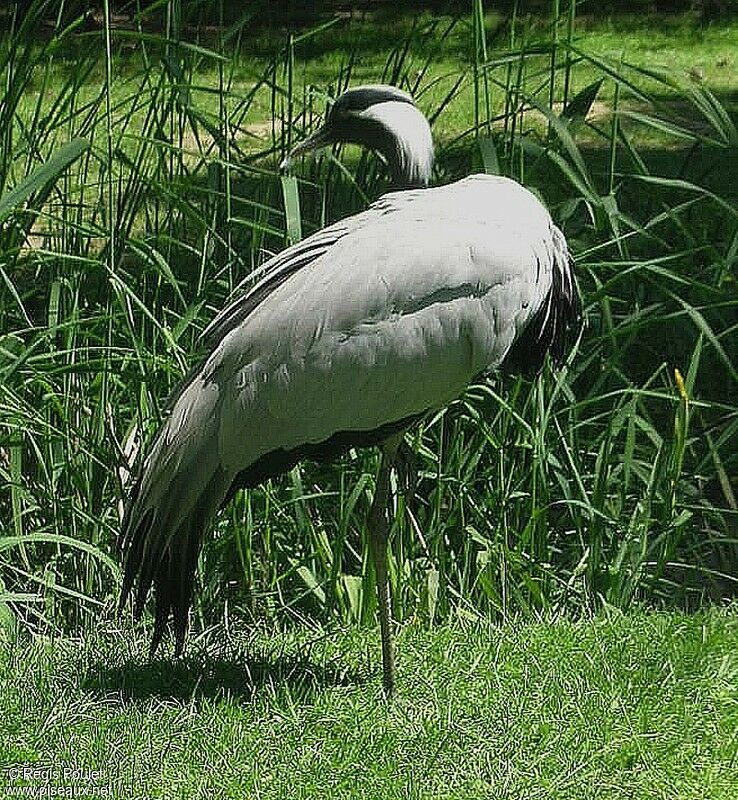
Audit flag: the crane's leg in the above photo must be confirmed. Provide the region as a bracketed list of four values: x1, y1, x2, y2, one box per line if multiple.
[369, 434, 402, 698]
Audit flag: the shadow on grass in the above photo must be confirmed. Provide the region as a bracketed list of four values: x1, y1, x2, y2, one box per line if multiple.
[81, 647, 368, 704]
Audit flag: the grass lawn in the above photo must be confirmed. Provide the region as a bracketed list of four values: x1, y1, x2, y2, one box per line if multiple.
[2, 609, 737, 798]
[2, 9, 738, 798]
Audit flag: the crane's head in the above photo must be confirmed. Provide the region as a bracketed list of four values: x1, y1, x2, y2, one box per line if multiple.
[280, 84, 434, 189]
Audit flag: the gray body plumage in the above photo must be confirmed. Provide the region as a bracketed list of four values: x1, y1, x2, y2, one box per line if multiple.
[119, 86, 580, 656]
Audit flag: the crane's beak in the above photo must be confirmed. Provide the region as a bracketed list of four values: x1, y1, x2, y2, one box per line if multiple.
[279, 124, 335, 173]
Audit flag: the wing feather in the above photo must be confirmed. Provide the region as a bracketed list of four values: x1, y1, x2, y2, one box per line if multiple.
[201, 222, 353, 345]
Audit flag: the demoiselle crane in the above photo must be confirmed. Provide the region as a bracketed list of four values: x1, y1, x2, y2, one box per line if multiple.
[119, 84, 581, 696]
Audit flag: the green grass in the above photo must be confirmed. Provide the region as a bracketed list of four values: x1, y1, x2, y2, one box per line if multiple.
[1, 609, 737, 798]
[1, 6, 735, 793]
